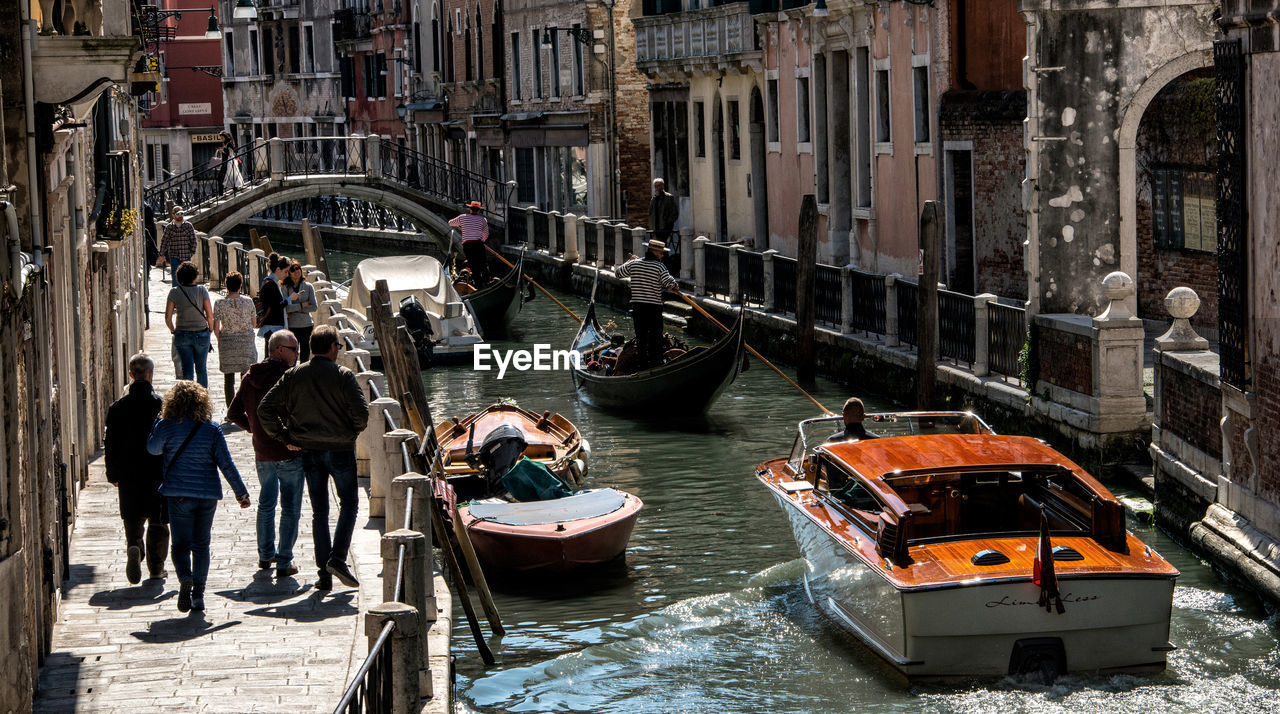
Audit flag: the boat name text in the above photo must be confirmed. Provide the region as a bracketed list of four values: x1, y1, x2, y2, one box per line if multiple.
[473, 344, 583, 379]
[985, 592, 1099, 608]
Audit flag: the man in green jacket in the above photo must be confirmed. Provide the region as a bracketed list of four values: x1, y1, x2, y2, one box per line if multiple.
[257, 324, 369, 591]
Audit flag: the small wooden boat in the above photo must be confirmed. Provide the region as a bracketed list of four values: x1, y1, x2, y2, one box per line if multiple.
[569, 301, 745, 413]
[458, 488, 643, 572]
[758, 411, 1178, 679]
[463, 251, 528, 338]
[435, 402, 590, 501]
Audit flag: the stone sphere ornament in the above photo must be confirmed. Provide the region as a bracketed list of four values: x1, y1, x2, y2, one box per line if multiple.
[1164, 286, 1201, 320]
[1097, 271, 1136, 321]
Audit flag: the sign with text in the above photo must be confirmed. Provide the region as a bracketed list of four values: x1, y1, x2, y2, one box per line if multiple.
[190, 133, 223, 143]
[178, 103, 212, 116]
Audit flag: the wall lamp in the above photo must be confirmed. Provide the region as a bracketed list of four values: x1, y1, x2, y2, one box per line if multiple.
[812, 0, 829, 17]
[542, 26, 592, 47]
[138, 4, 222, 38]
[233, 0, 258, 20]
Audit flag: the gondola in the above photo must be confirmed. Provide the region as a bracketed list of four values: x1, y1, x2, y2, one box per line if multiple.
[569, 300, 746, 413]
[463, 251, 528, 338]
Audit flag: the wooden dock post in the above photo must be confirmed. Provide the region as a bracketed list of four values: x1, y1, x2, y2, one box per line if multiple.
[795, 194, 818, 386]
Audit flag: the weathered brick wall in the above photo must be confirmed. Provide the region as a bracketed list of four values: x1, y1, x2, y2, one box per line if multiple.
[1160, 360, 1223, 457]
[610, 0, 651, 227]
[1036, 324, 1093, 395]
[1257, 355, 1279, 504]
[939, 91, 1027, 301]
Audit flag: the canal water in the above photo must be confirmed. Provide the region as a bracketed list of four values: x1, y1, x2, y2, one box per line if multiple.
[293, 238, 1280, 713]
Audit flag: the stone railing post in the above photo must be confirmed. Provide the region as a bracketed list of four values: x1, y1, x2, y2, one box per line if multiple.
[380, 529, 432, 697]
[972, 293, 998, 377]
[225, 241, 243, 278]
[563, 213, 580, 262]
[1092, 271, 1147, 433]
[246, 248, 265, 296]
[1155, 287, 1210, 352]
[335, 329, 362, 366]
[840, 266, 854, 334]
[366, 134, 382, 179]
[631, 226, 646, 260]
[693, 236, 709, 296]
[611, 224, 626, 267]
[884, 274, 900, 347]
[547, 210, 561, 253]
[365, 602, 421, 714]
[208, 236, 225, 290]
[390, 472, 436, 614]
[526, 209, 538, 252]
[728, 244, 741, 303]
[376, 429, 417, 518]
[357, 395, 399, 480]
[762, 249, 777, 312]
[679, 229, 694, 280]
[268, 137, 285, 181]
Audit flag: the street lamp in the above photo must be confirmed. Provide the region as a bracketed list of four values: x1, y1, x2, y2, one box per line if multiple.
[233, 0, 258, 20]
[812, 0, 829, 17]
[137, 5, 223, 40]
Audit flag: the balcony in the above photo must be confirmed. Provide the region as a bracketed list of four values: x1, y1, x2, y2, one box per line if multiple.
[634, 2, 762, 80]
[29, 0, 139, 104]
[333, 8, 374, 44]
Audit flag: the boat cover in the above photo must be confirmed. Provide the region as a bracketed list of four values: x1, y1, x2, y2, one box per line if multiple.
[468, 488, 628, 527]
[344, 255, 454, 314]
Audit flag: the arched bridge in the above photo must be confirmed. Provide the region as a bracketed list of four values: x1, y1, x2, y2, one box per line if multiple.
[144, 136, 511, 247]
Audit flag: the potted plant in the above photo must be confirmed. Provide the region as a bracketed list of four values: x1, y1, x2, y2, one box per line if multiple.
[101, 207, 138, 239]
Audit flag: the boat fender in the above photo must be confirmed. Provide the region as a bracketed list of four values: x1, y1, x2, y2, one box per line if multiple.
[569, 458, 588, 483]
[580, 439, 592, 458]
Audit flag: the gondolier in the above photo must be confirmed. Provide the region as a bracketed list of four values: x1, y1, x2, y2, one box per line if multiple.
[616, 239, 680, 370]
[450, 200, 491, 285]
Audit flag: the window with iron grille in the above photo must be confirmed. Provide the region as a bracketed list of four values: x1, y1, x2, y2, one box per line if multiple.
[516, 148, 535, 203]
[728, 100, 741, 160]
[1152, 166, 1217, 253]
[694, 101, 705, 158]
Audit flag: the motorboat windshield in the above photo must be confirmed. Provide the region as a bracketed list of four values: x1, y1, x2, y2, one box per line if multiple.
[787, 411, 995, 474]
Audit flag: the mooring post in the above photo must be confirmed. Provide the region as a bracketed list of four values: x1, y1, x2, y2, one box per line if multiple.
[364, 602, 421, 714]
[796, 195, 818, 385]
[916, 200, 942, 409]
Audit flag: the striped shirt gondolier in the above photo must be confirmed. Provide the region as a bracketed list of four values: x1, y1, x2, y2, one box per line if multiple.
[616, 256, 677, 305]
[161, 221, 197, 261]
[448, 213, 490, 242]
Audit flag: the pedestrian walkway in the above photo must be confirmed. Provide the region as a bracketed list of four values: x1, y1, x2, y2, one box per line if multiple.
[33, 270, 381, 713]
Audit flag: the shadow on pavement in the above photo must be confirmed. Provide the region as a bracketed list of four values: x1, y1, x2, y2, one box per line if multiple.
[87, 580, 174, 609]
[243, 590, 358, 622]
[214, 579, 318, 605]
[130, 615, 241, 643]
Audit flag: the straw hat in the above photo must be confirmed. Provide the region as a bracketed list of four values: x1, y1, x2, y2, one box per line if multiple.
[645, 239, 668, 253]
[468, 201, 484, 210]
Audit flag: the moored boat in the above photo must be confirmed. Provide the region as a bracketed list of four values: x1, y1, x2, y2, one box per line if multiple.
[462, 251, 528, 338]
[569, 301, 745, 414]
[758, 411, 1178, 679]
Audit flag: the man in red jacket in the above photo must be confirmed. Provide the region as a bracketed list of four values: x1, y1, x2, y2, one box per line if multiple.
[227, 330, 303, 579]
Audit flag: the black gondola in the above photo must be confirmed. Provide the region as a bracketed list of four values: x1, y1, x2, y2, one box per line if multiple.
[569, 301, 746, 414]
[464, 252, 527, 338]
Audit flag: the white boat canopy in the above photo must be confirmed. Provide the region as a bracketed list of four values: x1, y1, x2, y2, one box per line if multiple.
[343, 255, 454, 314]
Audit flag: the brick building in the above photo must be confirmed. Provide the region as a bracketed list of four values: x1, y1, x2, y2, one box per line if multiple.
[336, 0, 413, 142]
[437, 0, 507, 180]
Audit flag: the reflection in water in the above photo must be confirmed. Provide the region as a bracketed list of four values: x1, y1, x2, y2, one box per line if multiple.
[302, 239, 1280, 713]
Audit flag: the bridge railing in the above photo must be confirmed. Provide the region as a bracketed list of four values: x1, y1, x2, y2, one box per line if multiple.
[145, 141, 265, 214]
[378, 140, 508, 225]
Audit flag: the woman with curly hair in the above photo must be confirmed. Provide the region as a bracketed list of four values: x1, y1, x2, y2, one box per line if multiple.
[282, 259, 318, 361]
[147, 381, 251, 613]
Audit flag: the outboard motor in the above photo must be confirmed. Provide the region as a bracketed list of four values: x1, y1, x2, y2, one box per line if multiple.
[398, 295, 435, 366]
[473, 424, 528, 495]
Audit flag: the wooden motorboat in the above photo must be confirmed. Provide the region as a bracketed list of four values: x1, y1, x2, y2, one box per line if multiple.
[758, 412, 1178, 679]
[336, 254, 483, 365]
[458, 488, 643, 572]
[435, 402, 590, 501]
[463, 251, 528, 338]
[569, 301, 745, 414]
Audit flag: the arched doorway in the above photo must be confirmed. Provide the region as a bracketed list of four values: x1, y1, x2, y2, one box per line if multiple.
[712, 94, 728, 242]
[749, 85, 770, 250]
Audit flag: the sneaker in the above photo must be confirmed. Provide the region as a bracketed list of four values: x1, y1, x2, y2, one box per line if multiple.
[325, 560, 359, 588]
[276, 565, 299, 578]
[315, 572, 333, 592]
[126, 546, 142, 585]
[258, 560, 272, 570]
[177, 580, 193, 613]
[190, 594, 205, 611]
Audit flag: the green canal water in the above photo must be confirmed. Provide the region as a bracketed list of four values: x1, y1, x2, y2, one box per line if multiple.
[291, 238, 1280, 713]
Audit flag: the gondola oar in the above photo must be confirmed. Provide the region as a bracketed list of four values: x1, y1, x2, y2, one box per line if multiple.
[484, 244, 582, 323]
[676, 291, 834, 416]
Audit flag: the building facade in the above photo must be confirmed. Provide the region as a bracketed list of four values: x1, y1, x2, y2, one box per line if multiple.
[336, 0, 412, 141]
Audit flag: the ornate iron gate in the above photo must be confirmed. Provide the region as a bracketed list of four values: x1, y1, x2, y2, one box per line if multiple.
[1215, 39, 1250, 390]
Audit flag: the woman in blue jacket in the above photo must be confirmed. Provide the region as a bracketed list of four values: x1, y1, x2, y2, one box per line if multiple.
[147, 381, 252, 613]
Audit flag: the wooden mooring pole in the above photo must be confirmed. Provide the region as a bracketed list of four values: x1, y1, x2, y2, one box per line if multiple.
[916, 200, 941, 409]
[795, 194, 819, 386]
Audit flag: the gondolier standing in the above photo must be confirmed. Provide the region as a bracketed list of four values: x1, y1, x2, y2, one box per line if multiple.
[616, 239, 679, 370]
[450, 200, 491, 285]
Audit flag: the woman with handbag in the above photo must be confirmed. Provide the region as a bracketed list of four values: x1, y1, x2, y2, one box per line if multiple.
[257, 253, 291, 356]
[166, 261, 215, 387]
[147, 381, 251, 613]
[282, 259, 319, 361]
[213, 271, 258, 405]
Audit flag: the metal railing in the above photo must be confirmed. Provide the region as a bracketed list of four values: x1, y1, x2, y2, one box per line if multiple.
[703, 243, 731, 300]
[988, 301, 1026, 381]
[509, 206, 528, 245]
[378, 140, 508, 225]
[938, 289, 976, 365]
[145, 142, 265, 215]
[738, 249, 764, 305]
[849, 269, 886, 335]
[814, 264, 842, 326]
[335, 620, 395, 713]
[896, 280, 919, 347]
[532, 210, 549, 252]
[583, 222, 598, 263]
[601, 225, 618, 269]
[773, 254, 797, 314]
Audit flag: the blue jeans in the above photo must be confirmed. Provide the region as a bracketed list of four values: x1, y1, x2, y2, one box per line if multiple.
[167, 496, 218, 592]
[302, 449, 359, 575]
[173, 329, 211, 387]
[256, 458, 305, 566]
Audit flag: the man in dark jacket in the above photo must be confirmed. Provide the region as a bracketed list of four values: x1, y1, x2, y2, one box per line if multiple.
[257, 324, 369, 591]
[104, 353, 169, 584]
[227, 330, 304, 579]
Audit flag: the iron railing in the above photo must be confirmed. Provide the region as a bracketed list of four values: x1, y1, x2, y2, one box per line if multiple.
[583, 222, 598, 263]
[509, 206, 528, 245]
[1215, 38, 1250, 390]
[335, 620, 395, 713]
[938, 289, 976, 365]
[814, 264, 842, 326]
[145, 141, 264, 214]
[531, 210, 548, 251]
[897, 280, 919, 347]
[773, 254, 797, 314]
[378, 140, 507, 224]
[849, 269, 886, 334]
[703, 243, 731, 300]
[738, 249, 764, 305]
[988, 301, 1026, 381]
[601, 225, 617, 268]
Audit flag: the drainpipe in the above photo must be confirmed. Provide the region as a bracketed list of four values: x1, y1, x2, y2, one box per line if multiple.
[606, 0, 619, 219]
[21, 7, 45, 267]
[68, 144, 89, 471]
[2, 201, 21, 289]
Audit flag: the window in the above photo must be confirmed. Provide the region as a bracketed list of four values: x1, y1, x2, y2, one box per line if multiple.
[364, 55, 377, 98]
[377, 54, 388, 97]
[249, 28, 261, 75]
[262, 26, 275, 76]
[767, 77, 779, 143]
[728, 99, 740, 160]
[875, 67, 890, 143]
[476, 9, 484, 80]
[393, 53, 403, 96]
[797, 76, 811, 144]
[446, 18, 454, 82]
[492, 17, 503, 80]
[340, 55, 354, 98]
[511, 32, 522, 100]
[1153, 167, 1217, 252]
[304, 25, 316, 72]
[694, 101, 705, 158]
[464, 22, 473, 81]
[913, 64, 930, 143]
[414, 21, 422, 72]
[516, 147, 535, 202]
[225, 31, 236, 76]
[288, 25, 301, 74]
[533, 29, 542, 98]
[432, 10, 441, 72]
[551, 31, 561, 97]
[855, 48, 871, 207]
[573, 24, 584, 95]
[815, 54, 827, 202]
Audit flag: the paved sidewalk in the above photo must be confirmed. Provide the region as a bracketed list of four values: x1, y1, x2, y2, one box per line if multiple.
[33, 271, 382, 713]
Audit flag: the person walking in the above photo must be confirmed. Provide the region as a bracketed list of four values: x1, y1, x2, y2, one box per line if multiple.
[282, 259, 319, 361]
[213, 271, 258, 406]
[257, 253, 291, 356]
[104, 352, 170, 584]
[257, 325, 369, 591]
[158, 206, 197, 286]
[146, 381, 251, 613]
[166, 261, 215, 387]
[616, 239, 680, 370]
[449, 200, 491, 285]
[227, 330, 305, 579]
[649, 178, 680, 272]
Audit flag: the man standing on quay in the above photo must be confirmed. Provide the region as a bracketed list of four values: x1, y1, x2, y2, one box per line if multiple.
[227, 330, 304, 579]
[616, 239, 680, 370]
[104, 353, 169, 584]
[450, 200, 491, 285]
[649, 178, 680, 271]
[158, 205, 196, 286]
[257, 325, 368, 591]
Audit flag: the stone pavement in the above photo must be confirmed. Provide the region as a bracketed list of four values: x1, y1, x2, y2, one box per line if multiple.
[32, 270, 387, 713]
